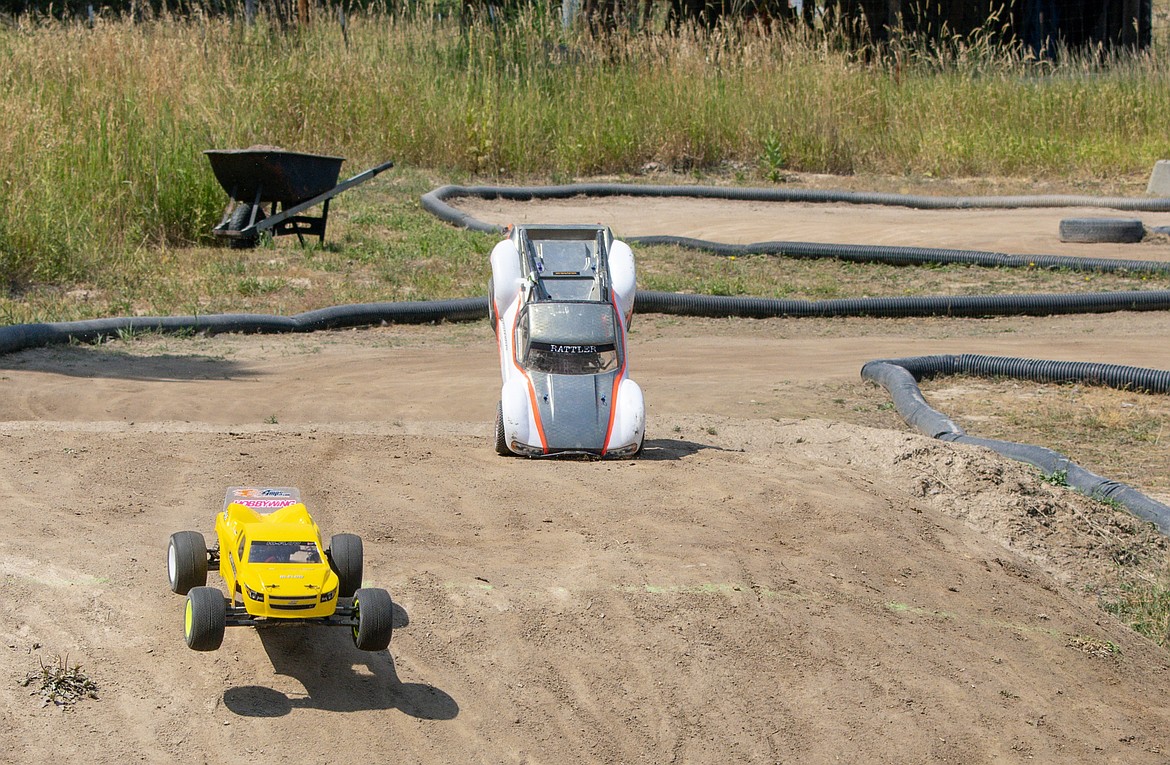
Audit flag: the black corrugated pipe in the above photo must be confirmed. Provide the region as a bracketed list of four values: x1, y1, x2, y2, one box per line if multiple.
[10, 290, 1170, 355]
[861, 356, 1170, 535]
[422, 183, 1170, 276]
[0, 298, 487, 356]
[636, 290, 1170, 318]
[425, 184, 1170, 317]
[633, 236, 1170, 275]
[421, 182, 1170, 218]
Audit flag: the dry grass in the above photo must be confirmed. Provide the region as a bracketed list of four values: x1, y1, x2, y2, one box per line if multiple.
[3, 168, 1169, 326]
[6, 13, 1170, 289]
[922, 378, 1170, 497]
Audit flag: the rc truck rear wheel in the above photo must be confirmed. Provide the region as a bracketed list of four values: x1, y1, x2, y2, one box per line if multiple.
[494, 401, 511, 456]
[351, 587, 394, 652]
[168, 531, 208, 595]
[184, 586, 226, 651]
[329, 534, 363, 598]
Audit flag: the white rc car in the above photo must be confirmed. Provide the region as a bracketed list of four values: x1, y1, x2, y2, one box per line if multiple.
[489, 224, 644, 458]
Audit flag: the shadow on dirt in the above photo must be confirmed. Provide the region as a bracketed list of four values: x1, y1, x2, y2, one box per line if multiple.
[636, 438, 731, 461]
[0, 346, 260, 382]
[222, 603, 456, 720]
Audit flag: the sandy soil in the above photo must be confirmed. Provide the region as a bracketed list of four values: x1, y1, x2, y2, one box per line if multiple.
[4, 187, 1170, 764]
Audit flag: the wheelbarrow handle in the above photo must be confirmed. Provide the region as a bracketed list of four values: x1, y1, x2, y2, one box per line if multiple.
[369, 160, 395, 176]
[247, 159, 395, 236]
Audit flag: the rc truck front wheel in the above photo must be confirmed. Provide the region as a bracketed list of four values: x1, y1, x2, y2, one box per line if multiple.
[168, 531, 208, 595]
[329, 533, 363, 598]
[184, 587, 226, 651]
[351, 587, 394, 652]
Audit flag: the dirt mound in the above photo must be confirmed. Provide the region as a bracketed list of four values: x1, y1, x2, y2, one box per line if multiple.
[4, 188, 1170, 763]
[2, 317, 1170, 764]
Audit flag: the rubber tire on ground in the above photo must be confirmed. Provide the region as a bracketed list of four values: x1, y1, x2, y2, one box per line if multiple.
[227, 203, 266, 249]
[184, 586, 227, 651]
[329, 533, 363, 598]
[1058, 218, 1145, 244]
[351, 587, 394, 651]
[494, 401, 512, 456]
[168, 531, 208, 595]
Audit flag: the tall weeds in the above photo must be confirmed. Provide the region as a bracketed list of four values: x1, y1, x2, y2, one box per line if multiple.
[3, 11, 1170, 287]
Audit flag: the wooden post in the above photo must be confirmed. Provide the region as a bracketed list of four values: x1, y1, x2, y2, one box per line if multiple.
[298, 0, 309, 26]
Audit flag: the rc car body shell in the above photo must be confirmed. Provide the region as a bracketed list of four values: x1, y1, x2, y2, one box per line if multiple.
[491, 224, 644, 458]
[168, 487, 393, 652]
[214, 488, 340, 619]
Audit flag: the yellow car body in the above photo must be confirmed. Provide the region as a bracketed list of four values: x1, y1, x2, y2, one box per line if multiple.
[214, 492, 340, 619]
[169, 487, 391, 653]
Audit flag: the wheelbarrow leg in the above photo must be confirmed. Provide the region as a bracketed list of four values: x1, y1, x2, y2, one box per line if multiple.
[319, 198, 331, 245]
[247, 187, 263, 229]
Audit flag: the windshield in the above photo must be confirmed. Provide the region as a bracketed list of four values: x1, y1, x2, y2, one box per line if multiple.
[248, 541, 321, 564]
[516, 302, 621, 375]
[525, 341, 619, 375]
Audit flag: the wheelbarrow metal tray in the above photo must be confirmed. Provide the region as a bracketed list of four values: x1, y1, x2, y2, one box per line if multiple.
[204, 149, 345, 204]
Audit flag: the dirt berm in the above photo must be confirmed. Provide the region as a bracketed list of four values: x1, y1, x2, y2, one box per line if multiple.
[2, 190, 1170, 763]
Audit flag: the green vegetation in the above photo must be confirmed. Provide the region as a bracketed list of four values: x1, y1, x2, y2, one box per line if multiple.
[4, 11, 1170, 293]
[1041, 468, 1070, 487]
[1107, 580, 1170, 647]
[21, 655, 99, 708]
[927, 381, 1170, 497]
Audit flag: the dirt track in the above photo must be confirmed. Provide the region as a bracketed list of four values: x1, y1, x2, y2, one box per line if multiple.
[4, 190, 1170, 764]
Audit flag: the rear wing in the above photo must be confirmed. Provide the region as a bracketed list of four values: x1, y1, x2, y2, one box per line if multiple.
[516, 225, 613, 302]
[223, 487, 302, 515]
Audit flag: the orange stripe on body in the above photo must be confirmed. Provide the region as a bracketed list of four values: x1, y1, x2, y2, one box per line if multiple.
[601, 290, 628, 456]
[505, 300, 548, 454]
[524, 377, 549, 453]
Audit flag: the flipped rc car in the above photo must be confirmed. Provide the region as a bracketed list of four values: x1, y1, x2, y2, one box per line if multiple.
[489, 224, 644, 458]
[166, 487, 393, 652]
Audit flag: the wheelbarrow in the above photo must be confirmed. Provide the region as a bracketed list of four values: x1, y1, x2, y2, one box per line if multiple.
[205, 148, 394, 248]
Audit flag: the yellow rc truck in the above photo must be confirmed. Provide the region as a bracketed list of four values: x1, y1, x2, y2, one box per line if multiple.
[166, 487, 393, 652]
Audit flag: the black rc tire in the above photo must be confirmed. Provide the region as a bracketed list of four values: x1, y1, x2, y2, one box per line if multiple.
[329, 533, 363, 598]
[351, 587, 394, 651]
[184, 586, 227, 651]
[167, 531, 208, 595]
[1059, 217, 1145, 244]
[494, 401, 511, 456]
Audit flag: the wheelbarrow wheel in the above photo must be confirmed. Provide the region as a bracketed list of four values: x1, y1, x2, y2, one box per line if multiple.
[228, 203, 266, 249]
